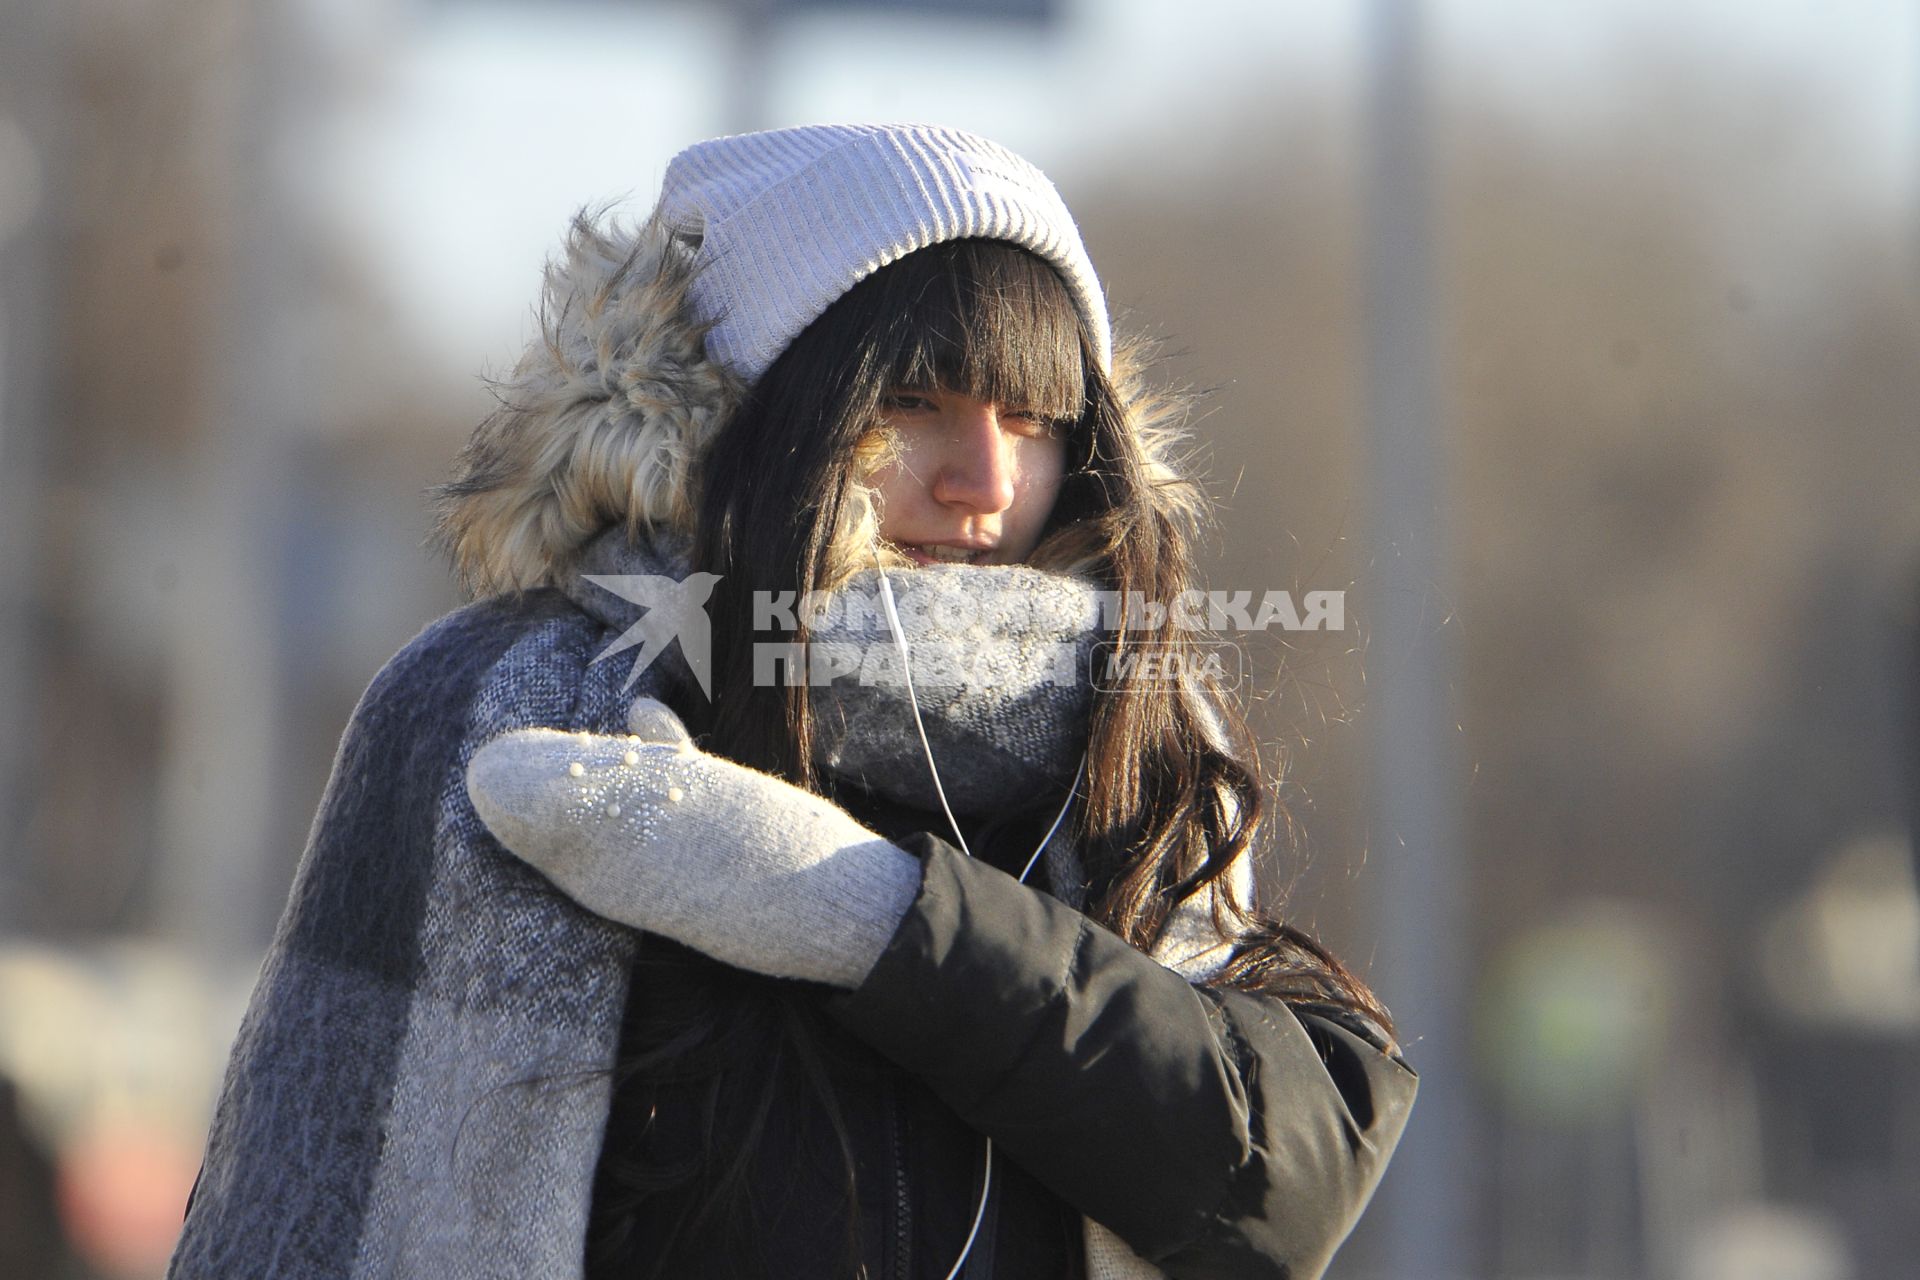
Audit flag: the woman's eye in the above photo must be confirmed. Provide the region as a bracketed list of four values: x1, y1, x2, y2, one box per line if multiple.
[1005, 410, 1067, 438]
[878, 394, 1068, 438]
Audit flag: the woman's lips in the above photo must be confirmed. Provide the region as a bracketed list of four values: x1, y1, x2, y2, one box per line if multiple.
[893, 541, 991, 566]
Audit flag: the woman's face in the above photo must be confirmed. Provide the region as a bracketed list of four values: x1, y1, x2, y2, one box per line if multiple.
[868, 387, 1069, 567]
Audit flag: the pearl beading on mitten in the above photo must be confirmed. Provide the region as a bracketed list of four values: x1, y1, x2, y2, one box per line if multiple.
[466, 699, 923, 989]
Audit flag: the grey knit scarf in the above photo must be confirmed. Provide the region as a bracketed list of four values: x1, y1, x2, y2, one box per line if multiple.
[562, 524, 1103, 817]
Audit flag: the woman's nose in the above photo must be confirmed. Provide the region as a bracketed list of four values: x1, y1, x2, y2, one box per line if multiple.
[928, 401, 1017, 514]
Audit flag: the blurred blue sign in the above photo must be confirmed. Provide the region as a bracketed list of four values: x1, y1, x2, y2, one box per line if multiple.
[778, 0, 1055, 20]
[438, 0, 1057, 23]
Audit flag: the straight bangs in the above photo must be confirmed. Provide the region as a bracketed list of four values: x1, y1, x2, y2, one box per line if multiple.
[865, 239, 1087, 422]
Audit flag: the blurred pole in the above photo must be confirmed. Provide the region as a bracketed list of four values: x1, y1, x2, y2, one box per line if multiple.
[0, 1, 60, 933]
[725, 0, 778, 136]
[1904, 5, 1920, 901]
[153, 0, 290, 962]
[1360, 2, 1472, 1277]
[1908, 564, 1920, 891]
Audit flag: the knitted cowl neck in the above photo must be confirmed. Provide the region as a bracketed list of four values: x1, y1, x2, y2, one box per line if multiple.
[557, 523, 1103, 816]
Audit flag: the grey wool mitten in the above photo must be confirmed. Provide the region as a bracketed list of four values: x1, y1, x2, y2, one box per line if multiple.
[465, 698, 924, 988]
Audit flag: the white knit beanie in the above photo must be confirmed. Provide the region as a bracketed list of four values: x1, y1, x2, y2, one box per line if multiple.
[656, 123, 1111, 385]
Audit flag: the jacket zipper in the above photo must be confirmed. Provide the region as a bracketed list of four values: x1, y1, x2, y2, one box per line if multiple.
[889, 1079, 912, 1279]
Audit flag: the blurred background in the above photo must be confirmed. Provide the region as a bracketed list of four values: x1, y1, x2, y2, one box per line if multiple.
[2, 0, 1917, 1276]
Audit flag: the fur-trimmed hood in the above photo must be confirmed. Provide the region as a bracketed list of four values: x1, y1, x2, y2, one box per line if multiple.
[430, 211, 1200, 599]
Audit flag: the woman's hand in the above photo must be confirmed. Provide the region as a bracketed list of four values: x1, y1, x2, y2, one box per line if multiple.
[465, 698, 923, 988]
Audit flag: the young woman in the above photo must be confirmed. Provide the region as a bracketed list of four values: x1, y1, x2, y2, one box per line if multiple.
[171, 125, 1414, 1280]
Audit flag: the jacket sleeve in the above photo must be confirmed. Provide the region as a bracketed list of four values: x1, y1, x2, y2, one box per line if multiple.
[824, 833, 1417, 1280]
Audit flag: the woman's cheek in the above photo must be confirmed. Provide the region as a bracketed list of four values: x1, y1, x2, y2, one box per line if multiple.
[1005, 436, 1069, 559]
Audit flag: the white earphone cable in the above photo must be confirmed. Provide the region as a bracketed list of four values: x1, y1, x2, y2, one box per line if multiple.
[872, 564, 1083, 1280]
[875, 570, 971, 858]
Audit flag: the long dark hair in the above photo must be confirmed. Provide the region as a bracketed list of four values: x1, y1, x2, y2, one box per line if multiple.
[592, 238, 1394, 1277]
